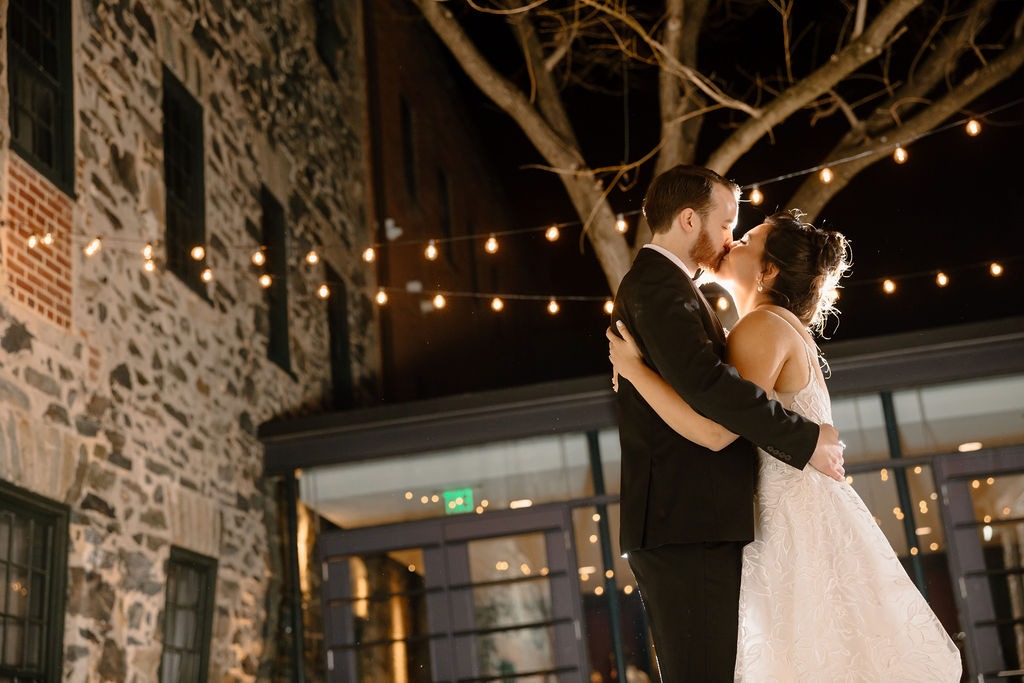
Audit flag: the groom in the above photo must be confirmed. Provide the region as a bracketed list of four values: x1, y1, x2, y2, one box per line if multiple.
[611, 165, 846, 682]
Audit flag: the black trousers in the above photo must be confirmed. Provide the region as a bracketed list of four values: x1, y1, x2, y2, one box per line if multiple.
[627, 541, 744, 683]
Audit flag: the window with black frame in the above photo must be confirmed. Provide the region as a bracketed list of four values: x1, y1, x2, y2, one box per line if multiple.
[160, 547, 217, 683]
[0, 481, 69, 683]
[261, 187, 291, 373]
[162, 67, 208, 300]
[6, 0, 74, 193]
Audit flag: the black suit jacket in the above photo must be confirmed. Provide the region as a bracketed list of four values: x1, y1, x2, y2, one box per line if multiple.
[614, 247, 818, 551]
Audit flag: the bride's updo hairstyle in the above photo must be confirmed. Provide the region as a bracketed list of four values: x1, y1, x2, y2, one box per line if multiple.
[760, 210, 851, 334]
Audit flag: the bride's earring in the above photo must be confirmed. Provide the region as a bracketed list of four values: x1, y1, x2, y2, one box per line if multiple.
[757, 278, 764, 293]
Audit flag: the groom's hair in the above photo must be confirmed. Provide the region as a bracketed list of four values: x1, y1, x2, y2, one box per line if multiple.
[643, 165, 740, 234]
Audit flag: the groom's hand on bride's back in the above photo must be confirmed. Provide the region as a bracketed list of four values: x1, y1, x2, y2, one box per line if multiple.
[810, 424, 846, 481]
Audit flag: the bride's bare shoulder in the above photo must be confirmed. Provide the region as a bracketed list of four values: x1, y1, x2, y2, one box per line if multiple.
[727, 308, 803, 361]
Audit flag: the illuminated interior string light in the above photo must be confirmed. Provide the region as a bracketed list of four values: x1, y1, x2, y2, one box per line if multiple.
[362, 247, 376, 263]
[935, 272, 949, 287]
[615, 213, 628, 233]
[190, 245, 205, 261]
[432, 293, 446, 309]
[425, 240, 439, 261]
[990, 262, 1003, 277]
[201, 268, 213, 282]
[84, 237, 102, 256]
[143, 259, 156, 272]
[547, 298, 560, 315]
[819, 168, 834, 184]
[545, 226, 560, 242]
[305, 249, 319, 265]
[41, 233, 54, 246]
[258, 274, 272, 288]
[484, 235, 499, 254]
[748, 186, 764, 206]
[892, 146, 908, 164]
[251, 249, 266, 266]
[317, 284, 330, 299]
[603, 299, 614, 315]
[491, 297, 504, 312]
[882, 279, 896, 294]
[26, 234, 39, 249]
[965, 119, 982, 137]
[716, 297, 730, 311]
[375, 289, 388, 305]
[142, 243, 154, 260]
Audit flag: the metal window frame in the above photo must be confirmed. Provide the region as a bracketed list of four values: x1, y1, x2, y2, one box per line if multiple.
[160, 546, 218, 683]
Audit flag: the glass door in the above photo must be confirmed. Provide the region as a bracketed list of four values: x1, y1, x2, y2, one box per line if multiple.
[935, 446, 1024, 682]
[319, 504, 589, 682]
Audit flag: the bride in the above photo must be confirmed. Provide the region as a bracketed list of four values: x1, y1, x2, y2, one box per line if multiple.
[608, 210, 962, 681]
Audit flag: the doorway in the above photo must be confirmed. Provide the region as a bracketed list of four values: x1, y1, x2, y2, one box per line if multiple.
[319, 504, 590, 682]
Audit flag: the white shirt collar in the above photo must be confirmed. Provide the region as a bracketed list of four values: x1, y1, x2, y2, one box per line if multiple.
[643, 243, 695, 280]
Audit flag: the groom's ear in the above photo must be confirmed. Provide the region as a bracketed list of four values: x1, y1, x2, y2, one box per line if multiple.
[677, 208, 696, 233]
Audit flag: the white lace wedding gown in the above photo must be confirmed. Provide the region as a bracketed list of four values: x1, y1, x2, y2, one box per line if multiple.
[734, 341, 963, 682]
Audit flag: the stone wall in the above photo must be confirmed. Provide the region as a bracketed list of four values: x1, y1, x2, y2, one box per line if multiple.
[0, 0, 375, 680]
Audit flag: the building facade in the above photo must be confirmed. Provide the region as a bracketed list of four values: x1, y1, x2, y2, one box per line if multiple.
[0, 0, 376, 680]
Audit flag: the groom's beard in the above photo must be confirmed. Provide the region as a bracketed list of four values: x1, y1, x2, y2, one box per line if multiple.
[690, 226, 725, 273]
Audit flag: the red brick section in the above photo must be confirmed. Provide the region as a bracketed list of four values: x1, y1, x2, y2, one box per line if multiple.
[3, 154, 73, 329]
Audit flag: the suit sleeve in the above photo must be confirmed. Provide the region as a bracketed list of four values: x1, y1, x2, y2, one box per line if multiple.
[621, 263, 818, 468]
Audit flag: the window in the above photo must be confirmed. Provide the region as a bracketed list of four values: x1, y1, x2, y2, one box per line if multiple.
[313, 0, 343, 79]
[437, 170, 455, 263]
[400, 97, 417, 201]
[160, 547, 217, 683]
[261, 187, 291, 373]
[324, 264, 353, 409]
[162, 67, 208, 300]
[7, 0, 74, 193]
[0, 481, 69, 683]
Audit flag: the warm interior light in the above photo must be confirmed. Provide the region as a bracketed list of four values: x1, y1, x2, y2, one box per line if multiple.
[547, 298, 560, 315]
[509, 498, 533, 509]
[615, 213, 628, 233]
[201, 268, 213, 282]
[491, 297, 504, 312]
[957, 441, 983, 452]
[142, 243, 154, 260]
[143, 259, 156, 272]
[258, 274, 272, 288]
[748, 187, 764, 206]
[191, 245, 205, 260]
[375, 289, 388, 305]
[545, 226, 560, 242]
[484, 235, 499, 254]
[892, 146, 908, 164]
[305, 249, 319, 265]
[362, 247, 376, 263]
[84, 238, 102, 256]
[882, 279, 896, 294]
[425, 240, 439, 261]
[990, 262, 1003, 277]
[717, 297, 730, 311]
[603, 299, 614, 315]
[936, 272, 949, 287]
[252, 249, 266, 266]
[965, 119, 981, 136]
[819, 168, 834, 184]
[432, 293, 446, 309]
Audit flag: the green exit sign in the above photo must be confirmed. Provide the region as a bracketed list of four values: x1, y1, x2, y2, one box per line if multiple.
[443, 488, 474, 515]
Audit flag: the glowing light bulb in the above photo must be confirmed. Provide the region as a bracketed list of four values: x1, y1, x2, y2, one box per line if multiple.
[819, 168, 834, 184]
[433, 293, 446, 309]
[484, 235, 499, 254]
[425, 240, 439, 261]
[190, 245, 205, 261]
[84, 237, 102, 256]
[545, 226, 560, 242]
[251, 249, 266, 266]
[547, 298, 560, 315]
[142, 243, 154, 260]
[305, 249, 319, 265]
[143, 259, 156, 272]
[258, 274, 272, 288]
[26, 234, 39, 248]
[603, 299, 614, 315]
[882, 279, 896, 294]
[594, 586, 604, 596]
[375, 289, 388, 305]
[317, 284, 330, 299]
[201, 268, 213, 283]
[748, 187, 764, 206]
[615, 213, 628, 233]
[893, 146, 908, 164]
[990, 262, 1003, 277]
[41, 233, 54, 246]
[965, 119, 981, 137]
[936, 272, 949, 287]
[717, 297, 730, 311]
[362, 247, 376, 263]
[491, 297, 504, 312]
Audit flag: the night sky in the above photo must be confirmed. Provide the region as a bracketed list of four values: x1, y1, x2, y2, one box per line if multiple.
[425, 8, 1024, 388]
